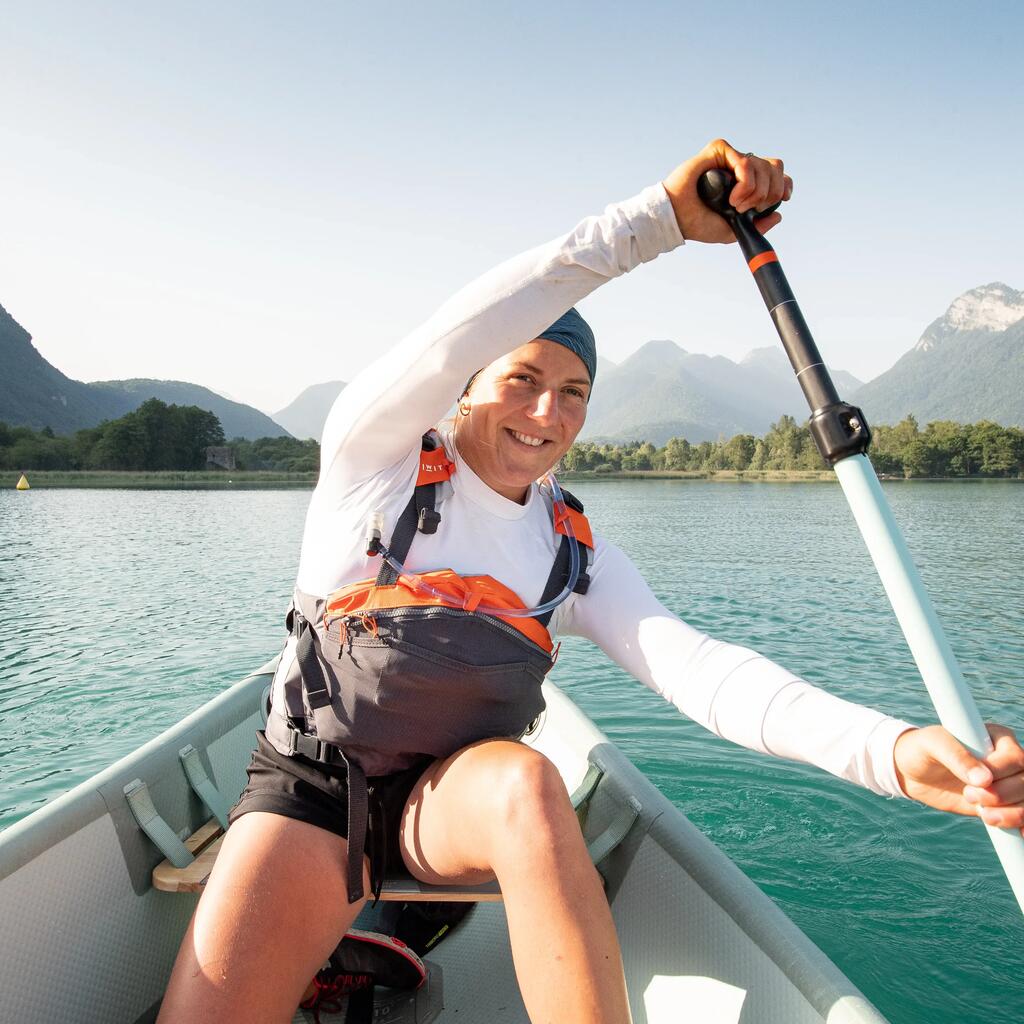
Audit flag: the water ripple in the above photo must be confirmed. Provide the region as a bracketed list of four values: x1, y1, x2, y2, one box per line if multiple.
[2, 481, 1023, 1023]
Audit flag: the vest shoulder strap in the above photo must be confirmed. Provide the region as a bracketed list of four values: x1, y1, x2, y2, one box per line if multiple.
[375, 432, 452, 586]
[535, 488, 592, 628]
[376, 445, 593, 620]
[553, 487, 594, 551]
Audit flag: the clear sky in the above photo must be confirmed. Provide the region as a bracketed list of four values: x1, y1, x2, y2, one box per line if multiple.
[1, 1, 1021, 414]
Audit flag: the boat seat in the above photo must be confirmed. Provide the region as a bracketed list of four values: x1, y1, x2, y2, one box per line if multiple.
[150, 756, 636, 903]
[151, 818, 502, 901]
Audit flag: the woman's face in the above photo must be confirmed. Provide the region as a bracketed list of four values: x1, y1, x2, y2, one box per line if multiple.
[455, 339, 591, 503]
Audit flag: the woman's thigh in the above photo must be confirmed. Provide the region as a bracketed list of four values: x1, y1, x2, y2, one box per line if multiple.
[397, 738, 576, 885]
[158, 811, 368, 1024]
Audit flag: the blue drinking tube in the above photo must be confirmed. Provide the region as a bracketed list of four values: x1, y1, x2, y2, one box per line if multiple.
[697, 169, 1024, 915]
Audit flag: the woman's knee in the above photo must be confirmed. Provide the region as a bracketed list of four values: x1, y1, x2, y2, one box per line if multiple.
[401, 740, 582, 882]
[481, 744, 579, 853]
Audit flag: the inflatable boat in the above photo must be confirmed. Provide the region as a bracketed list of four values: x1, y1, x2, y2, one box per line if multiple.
[0, 659, 890, 1023]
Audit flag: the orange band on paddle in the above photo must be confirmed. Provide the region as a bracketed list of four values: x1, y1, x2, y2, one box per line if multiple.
[748, 251, 779, 273]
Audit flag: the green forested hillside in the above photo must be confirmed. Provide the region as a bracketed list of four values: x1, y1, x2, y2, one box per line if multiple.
[0, 399, 224, 471]
[0, 302, 124, 432]
[856, 319, 1024, 426]
[0, 302, 290, 439]
[855, 284, 1024, 426]
[92, 379, 290, 440]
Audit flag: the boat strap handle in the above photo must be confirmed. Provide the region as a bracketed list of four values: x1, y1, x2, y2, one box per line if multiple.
[124, 779, 194, 869]
[568, 759, 642, 867]
[179, 745, 231, 830]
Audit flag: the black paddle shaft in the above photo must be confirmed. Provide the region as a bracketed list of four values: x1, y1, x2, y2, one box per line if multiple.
[697, 169, 871, 465]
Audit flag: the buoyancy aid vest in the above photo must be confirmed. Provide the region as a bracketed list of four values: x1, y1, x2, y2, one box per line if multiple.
[265, 432, 593, 903]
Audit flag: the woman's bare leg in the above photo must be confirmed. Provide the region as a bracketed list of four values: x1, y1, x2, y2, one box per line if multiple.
[400, 740, 632, 1024]
[158, 812, 368, 1024]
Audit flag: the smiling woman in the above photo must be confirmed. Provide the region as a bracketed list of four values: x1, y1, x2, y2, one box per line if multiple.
[454, 335, 591, 502]
[156, 138, 1024, 1024]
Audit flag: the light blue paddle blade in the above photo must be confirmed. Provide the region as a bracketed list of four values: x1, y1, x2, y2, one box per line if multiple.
[834, 453, 1024, 913]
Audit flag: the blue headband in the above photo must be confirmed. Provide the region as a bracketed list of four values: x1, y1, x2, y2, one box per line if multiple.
[538, 307, 597, 385]
[460, 307, 597, 398]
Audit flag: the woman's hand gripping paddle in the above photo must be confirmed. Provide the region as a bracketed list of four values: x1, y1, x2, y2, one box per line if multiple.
[697, 167, 1024, 916]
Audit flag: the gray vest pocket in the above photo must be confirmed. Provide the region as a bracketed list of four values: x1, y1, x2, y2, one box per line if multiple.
[309, 606, 551, 760]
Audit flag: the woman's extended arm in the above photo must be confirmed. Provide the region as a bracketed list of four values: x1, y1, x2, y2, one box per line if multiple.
[561, 540, 914, 796]
[318, 138, 795, 487]
[318, 185, 683, 486]
[564, 542, 1024, 825]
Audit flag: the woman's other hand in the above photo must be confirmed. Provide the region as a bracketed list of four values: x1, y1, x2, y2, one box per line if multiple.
[893, 724, 1024, 832]
[662, 138, 793, 243]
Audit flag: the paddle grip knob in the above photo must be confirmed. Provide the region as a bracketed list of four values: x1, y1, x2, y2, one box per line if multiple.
[697, 169, 782, 222]
[697, 169, 738, 219]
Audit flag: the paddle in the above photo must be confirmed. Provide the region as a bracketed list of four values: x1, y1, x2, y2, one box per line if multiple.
[697, 168, 1024, 915]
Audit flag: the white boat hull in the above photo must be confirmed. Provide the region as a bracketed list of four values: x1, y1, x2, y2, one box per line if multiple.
[0, 661, 889, 1023]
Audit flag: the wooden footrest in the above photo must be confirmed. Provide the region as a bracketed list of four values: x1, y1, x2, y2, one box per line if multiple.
[152, 818, 502, 902]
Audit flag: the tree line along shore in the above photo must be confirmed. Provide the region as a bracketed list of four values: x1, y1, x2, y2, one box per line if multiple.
[2, 399, 1023, 485]
[564, 415, 1024, 478]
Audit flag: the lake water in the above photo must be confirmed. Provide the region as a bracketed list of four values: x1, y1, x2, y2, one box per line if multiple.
[1, 480, 1022, 1022]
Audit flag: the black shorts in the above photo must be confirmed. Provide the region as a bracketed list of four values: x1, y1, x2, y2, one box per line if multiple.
[229, 732, 432, 895]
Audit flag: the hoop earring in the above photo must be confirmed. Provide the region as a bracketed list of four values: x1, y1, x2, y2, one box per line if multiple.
[458, 403, 470, 417]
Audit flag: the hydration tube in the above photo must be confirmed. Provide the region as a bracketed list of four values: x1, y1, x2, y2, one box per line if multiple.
[366, 471, 580, 619]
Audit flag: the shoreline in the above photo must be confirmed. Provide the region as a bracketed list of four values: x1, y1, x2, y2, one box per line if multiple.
[559, 469, 1023, 482]
[2, 470, 317, 489]
[4, 469, 1022, 489]
[561, 469, 836, 482]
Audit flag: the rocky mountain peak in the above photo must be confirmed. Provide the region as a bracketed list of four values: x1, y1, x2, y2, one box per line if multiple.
[619, 338, 688, 372]
[916, 282, 1024, 352]
[637, 338, 687, 357]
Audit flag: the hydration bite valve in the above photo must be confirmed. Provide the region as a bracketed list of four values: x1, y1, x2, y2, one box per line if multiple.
[365, 512, 385, 556]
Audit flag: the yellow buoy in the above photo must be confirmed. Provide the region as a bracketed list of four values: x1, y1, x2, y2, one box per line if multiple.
[16, 474, 30, 490]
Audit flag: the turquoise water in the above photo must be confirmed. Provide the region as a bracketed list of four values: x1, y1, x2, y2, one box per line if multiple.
[1, 481, 1022, 1021]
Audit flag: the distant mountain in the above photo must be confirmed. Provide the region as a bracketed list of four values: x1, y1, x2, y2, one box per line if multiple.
[0, 302, 125, 432]
[273, 381, 346, 441]
[739, 347, 864, 400]
[854, 283, 1024, 426]
[91, 379, 291, 440]
[0, 302, 291, 439]
[269, 359, 620, 443]
[581, 340, 861, 445]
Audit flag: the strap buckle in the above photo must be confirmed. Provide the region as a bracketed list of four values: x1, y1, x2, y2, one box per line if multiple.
[417, 507, 441, 534]
[286, 725, 347, 767]
[285, 726, 304, 757]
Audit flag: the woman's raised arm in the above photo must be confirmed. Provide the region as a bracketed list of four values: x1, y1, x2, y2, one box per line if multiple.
[318, 184, 683, 486]
[316, 138, 794, 485]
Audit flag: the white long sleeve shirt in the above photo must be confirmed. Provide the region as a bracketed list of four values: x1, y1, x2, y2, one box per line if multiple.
[294, 183, 914, 798]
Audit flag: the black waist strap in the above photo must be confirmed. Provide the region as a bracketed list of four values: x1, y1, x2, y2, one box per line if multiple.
[284, 619, 369, 904]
